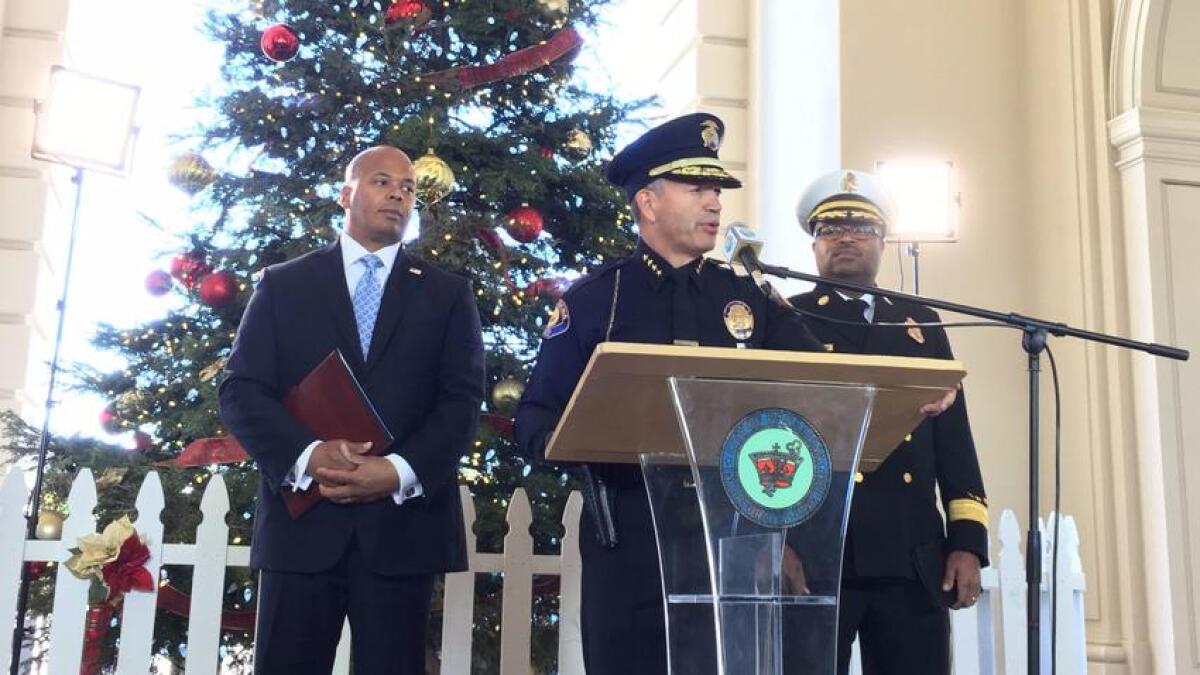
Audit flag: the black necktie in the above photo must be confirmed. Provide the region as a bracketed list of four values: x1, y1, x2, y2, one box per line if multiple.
[846, 298, 869, 323]
[671, 266, 699, 345]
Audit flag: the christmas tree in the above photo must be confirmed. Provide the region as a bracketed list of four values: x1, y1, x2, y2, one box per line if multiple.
[5, 0, 646, 671]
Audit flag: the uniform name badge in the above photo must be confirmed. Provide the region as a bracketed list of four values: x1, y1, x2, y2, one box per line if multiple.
[723, 300, 754, 341]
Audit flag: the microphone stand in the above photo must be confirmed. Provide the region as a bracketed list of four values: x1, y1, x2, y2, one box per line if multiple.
[751, 254, 1188, 675]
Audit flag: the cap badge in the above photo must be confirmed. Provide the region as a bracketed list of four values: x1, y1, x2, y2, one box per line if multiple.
[840, 171, 858, 193]
[700, 120, 721, 152]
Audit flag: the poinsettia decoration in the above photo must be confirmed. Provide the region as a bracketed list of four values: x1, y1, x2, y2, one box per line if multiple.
[65, 515, 154, 603]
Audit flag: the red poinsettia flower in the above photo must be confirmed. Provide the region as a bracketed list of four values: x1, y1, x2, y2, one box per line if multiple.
[100, 535, 154, 601]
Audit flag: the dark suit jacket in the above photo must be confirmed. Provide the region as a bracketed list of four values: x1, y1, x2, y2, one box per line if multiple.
[788, 285, 989, 585]
[219, 241, 484, 576]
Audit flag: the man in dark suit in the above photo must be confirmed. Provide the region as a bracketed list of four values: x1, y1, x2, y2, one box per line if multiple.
[219, 145, 485, 675]
[789, 169, 989, 675]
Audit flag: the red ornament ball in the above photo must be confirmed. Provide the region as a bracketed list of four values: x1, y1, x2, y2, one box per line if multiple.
[99, 406, 121, 434]
[538, 145, 554, 160]
[144, 270, 172, 296]
[522, 277, 567, 301]
[199, 271, 238, 307]
[170, 251, 211, 289]
[505, 206, 544, 243]
[385, 0, 432, 26]
[25, 561, 48, 580]
[260, 24, 300, 63]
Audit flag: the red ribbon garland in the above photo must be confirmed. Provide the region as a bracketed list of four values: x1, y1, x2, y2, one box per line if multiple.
[156, 583, 257, 632]
[158, 436, 249, 468]
[430, 26, 583, 91]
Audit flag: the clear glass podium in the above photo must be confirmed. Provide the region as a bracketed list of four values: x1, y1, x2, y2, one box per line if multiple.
[542, 342, 965, 675]
[642, 378, 874, 675]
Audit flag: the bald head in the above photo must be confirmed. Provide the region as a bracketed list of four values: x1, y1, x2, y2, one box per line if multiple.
[338, 145, 418, 251]
[345, 145, 413, 182]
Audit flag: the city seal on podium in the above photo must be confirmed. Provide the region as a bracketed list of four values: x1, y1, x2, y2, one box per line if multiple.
[719, 408, 832, 528]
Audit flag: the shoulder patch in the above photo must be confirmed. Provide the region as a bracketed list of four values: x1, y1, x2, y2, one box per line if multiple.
[543, 299, 571, 339]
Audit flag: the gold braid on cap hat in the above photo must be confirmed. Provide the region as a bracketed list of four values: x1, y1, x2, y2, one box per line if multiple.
[809, 198, 885, 225]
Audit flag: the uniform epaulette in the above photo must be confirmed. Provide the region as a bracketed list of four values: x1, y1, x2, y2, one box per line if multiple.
[562, 257, 628, 296]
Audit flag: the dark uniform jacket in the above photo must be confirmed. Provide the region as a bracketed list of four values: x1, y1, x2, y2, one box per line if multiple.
[788, 284, 989, 585]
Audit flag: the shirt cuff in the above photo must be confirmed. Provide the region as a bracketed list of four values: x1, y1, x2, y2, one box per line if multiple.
[285, 441, 321, 492]
[384, 454, 423, 505]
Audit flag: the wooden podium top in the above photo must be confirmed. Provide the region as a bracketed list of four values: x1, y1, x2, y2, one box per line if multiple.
[544, 342, 965, 472]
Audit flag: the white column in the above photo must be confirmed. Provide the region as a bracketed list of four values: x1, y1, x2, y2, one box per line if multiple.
[0, 0, 72, 422]
[751, 0, 840, 291]
[1109, 106, 1200, 675]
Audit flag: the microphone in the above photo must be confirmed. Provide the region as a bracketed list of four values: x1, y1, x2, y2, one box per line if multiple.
[721, 222, 763, 278]
[722, 222, 787, 305]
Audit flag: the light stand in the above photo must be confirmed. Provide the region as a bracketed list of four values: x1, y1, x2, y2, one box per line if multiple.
[906, 241, 921, 294]
[7, 66, 139, 675]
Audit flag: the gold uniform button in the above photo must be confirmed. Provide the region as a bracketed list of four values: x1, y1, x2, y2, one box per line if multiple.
[902, 472, 913, 484]
[854, 472, 864, 483]
[904, 434, 912, 442]
[818, 295, 830, 306]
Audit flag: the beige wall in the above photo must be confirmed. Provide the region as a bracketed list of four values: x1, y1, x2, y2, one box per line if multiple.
[638, 0, 754, 247]
[839, 0, 1151, 671]
[0, 0, 72, 422]
[840, 0, 1200, 671]
[662, 0, 1196, 672]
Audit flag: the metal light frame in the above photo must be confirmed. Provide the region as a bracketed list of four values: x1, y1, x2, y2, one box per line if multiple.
[9, 66, 140, 675]
[875, 159, 960, 294]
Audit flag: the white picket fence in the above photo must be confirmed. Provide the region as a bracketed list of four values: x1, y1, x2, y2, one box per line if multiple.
[0, 469, 1085, 674]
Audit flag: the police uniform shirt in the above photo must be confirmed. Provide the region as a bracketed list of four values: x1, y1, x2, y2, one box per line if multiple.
[516, 240, 823, 466]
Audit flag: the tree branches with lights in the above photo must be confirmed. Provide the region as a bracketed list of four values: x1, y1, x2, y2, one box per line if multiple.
[4, 0, 647, 670]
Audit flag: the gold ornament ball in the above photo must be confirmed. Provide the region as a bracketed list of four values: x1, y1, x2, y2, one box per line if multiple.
[413, 148, 455, 205]
[168, 152, 217, 196]
[491, 377, 525, 415]
[536, 0, 569, 18]
[116, 388, 149, 416]
[562, 129, 593, 161]
[35, 510, 65, 540]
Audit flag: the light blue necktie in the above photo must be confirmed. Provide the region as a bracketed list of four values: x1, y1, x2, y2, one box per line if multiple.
[352, 254, 384, 359]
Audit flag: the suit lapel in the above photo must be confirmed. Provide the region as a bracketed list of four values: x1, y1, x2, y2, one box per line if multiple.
[365, 252, 420, 371]
[313, 242, 366, 373]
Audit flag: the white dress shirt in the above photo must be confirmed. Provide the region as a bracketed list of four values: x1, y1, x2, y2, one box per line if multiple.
[283, 232, 424, 504]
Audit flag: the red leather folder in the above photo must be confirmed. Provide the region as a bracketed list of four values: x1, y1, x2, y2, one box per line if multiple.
[280, 350, 394, 518]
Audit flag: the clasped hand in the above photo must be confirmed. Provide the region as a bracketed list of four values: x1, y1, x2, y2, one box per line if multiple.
[305, 440, 399, 504]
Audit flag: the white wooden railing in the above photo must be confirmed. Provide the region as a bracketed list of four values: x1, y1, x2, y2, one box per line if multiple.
[0, 469, 1085, 674]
